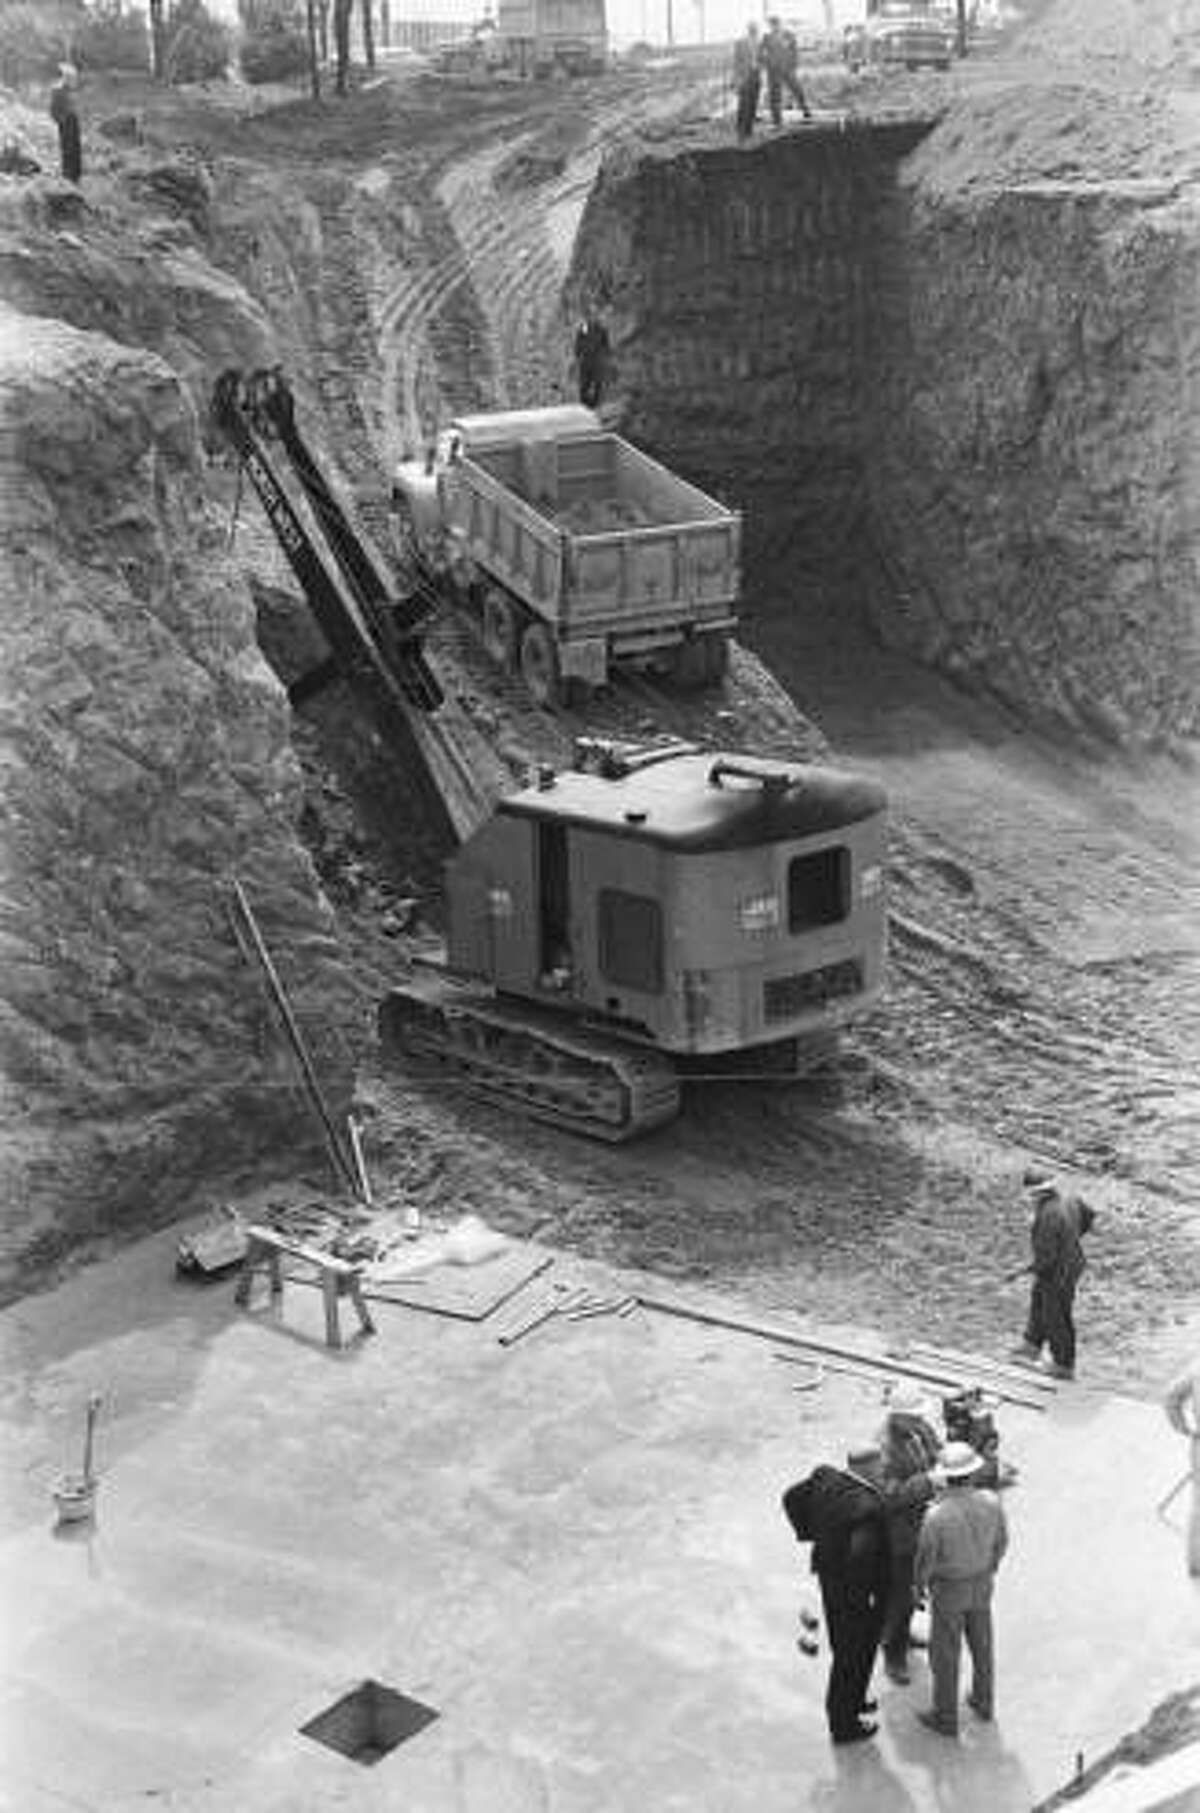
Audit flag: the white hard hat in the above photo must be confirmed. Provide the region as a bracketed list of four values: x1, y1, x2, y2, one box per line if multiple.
[886, 1380, 937, 1423]
[941, 1440, 984, 1480]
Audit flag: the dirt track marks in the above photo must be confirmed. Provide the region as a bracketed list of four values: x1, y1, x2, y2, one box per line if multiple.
[375, 75, 723, 453]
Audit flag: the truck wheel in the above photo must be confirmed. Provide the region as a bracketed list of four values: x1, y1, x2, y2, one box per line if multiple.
[481, 590, 519, 670]
[519, 621, 563, 708]
[702, 633, 730, 683]
[670, 639, 711, 690]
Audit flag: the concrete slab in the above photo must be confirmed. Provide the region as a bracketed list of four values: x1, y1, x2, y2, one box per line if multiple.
[2, 1223, 1198, 1812]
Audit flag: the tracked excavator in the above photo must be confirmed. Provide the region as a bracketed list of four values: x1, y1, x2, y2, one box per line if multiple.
[213, 370, 889, 1143]
[380, 737, 889, 1140]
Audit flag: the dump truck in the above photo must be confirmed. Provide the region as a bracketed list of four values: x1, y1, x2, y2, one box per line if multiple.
[392, 405, 741, 707]
[432, 0, 607, 77]
[497, 0, 608, 74]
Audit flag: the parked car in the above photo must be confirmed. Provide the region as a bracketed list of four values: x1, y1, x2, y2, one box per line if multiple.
[843, 1, 956, 71]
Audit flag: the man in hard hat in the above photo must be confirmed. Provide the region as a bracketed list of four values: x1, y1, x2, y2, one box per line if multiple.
[1164, 1358, 1200, 1578]
[913, 1439, 1008, 1738]
[1011, 1167, 1096, 1379]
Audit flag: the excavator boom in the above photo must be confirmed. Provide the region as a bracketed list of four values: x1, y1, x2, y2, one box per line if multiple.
[211, 368, 442, 712]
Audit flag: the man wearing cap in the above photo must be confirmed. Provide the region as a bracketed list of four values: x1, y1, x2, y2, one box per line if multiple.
[760, 16, 813, 125]
[875, 1383, 944, 1685]
[48, 63, 82, 183]
[913, 1440, 1008, 1738]
[1012, 1167, 1097, 1380]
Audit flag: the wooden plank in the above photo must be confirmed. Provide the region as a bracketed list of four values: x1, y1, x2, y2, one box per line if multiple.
[902, 1339, 1058, 1391]
[366, 1248, 553, 1322]
[635, 1292, 1049, 1410]
[773, 1347, 1047, 1412]
[244, 1224, 359, 1277]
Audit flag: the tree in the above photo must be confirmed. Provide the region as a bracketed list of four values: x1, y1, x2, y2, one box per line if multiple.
[305, 0, 319, 97]
[149, 0, 166, 76]
[360, 0, 374, 71]
[332, 0, 351, 93]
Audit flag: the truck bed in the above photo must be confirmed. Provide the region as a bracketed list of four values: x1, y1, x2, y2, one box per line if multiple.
[446, 430, 741, 641]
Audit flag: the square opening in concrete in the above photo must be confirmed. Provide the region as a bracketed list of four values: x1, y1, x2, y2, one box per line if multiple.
[299, 1679, 439, 1765]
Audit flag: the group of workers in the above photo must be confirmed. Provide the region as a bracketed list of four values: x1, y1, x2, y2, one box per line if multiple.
[733, 18, 814, 141]
[785, 1382, 1009, 1745]
[783, 1167, 1099, 1748]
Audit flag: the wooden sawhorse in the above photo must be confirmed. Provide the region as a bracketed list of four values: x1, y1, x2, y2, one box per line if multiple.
[234, 1224, 376, 1349]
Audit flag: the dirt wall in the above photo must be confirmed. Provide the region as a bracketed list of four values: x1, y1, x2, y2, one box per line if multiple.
[567, 105, 1200, 750]
[0, 183, 359, 1298]
[869, 168, 1200, 749]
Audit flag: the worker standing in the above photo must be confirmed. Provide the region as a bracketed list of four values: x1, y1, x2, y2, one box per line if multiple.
[1011, 1168, 1096, 1380]
[913, 1440, 1008, 1738]
[48, 63, 82, 183]
[573, 313, 611, 409]
[761, 17, 813, 125]
[782, 1461, 890, 1745]
[1164, 1359, 1200, 1578]
[733, 23, 762, 141]
[874, 1384, 944, 1686]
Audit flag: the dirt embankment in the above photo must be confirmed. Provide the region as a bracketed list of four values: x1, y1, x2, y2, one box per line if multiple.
[0, 168, 362, 1299]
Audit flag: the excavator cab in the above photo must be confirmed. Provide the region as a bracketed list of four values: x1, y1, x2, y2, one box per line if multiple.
[443, 740, 887, 1066]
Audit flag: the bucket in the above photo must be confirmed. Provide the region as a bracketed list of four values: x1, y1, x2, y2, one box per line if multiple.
[53, 1472, 98, 1525]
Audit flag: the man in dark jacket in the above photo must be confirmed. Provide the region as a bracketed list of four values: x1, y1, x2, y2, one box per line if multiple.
[733, 23, 762, 140]
[782, 1463, 890, 1744]
[49, 63, 82, 184]
[573, 313, 611, 408]
[1012, 1168, 1096, 1379]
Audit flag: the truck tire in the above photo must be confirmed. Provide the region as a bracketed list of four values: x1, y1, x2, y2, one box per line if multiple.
[670, 633, 729, 690]
[519, 620, 563, 708]
[702, 633, 730, 683]
[481, 589, 519, 670]
[669, 638, 711, 690]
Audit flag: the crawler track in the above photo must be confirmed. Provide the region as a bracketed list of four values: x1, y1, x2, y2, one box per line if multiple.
[380, 968, 682, 1141]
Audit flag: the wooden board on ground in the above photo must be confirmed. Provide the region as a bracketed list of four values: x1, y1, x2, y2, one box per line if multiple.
[365, 1245, 553, 1321]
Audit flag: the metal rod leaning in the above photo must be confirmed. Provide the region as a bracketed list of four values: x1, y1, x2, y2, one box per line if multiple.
[229, 879, 360, 1198]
